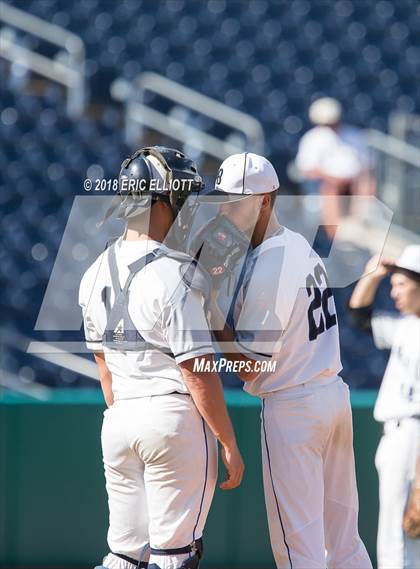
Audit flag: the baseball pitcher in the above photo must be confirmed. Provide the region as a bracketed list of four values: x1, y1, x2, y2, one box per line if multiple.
[194, 152, 372, 569]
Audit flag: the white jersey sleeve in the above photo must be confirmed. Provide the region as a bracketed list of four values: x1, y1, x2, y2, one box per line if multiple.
[162, 287, 215, 364]
[371, 310, 400, 350]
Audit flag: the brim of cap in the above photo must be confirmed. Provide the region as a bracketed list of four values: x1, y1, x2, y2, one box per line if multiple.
[198, 189, 253, 203]
[385, 262, 420, 275]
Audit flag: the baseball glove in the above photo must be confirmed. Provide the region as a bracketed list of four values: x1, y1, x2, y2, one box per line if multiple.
[189, 215, 250, 289]
[403, 483, 420, 538]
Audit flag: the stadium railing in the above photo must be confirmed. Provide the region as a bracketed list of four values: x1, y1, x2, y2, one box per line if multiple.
[111, 71, 265, 160]
[0, 1, 86, 117]
[366, 128, 420, 234]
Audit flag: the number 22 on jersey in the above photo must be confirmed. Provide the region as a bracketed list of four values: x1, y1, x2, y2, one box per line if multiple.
[306, 263, 337, 341]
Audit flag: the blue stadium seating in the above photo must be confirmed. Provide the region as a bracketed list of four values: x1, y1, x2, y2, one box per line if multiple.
[2, 0, 415, 388]
[10, 0, 419, 144]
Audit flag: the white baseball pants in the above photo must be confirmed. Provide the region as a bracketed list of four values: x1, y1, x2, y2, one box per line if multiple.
[375, 417, 420, 569]
[100, 394, 217, 569]
[261, 377, 372, 569]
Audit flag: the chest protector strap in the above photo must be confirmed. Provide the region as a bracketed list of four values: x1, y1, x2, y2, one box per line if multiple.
[102, 244, 210, 352]
[102, 244, 161, 351]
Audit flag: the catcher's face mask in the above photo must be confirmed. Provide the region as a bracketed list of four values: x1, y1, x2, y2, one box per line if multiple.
[98, 146, 204, 250]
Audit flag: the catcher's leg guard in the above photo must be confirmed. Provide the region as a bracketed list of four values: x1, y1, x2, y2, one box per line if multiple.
[148, 538, 203, 569]
[96, 552, 148, 569]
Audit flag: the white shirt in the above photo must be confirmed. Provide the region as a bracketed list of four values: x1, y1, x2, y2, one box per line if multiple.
[79, 237, 214, 400]
[296, 124, 370, 179]
[372, 312, 420, 422]
[230, 227, 342, 396]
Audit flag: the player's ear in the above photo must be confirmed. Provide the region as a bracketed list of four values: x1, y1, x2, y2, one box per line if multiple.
[261, 193, 272, 210]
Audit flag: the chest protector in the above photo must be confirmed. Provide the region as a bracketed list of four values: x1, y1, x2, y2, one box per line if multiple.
[102, 242, 210, 354]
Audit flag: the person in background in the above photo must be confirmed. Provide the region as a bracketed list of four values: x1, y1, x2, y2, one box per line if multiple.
[296, 97, 375, 238]
[348, 245, 420, 569]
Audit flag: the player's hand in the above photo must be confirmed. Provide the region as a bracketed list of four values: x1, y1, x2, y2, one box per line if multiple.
[363, 254, 393, 280]
[220, 443, 244, 490]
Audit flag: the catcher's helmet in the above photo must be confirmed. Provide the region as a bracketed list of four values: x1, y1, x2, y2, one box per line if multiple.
[99, 146, 204, 250]
[117, 146, 203, 219]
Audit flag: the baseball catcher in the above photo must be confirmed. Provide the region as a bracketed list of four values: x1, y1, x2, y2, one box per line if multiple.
[79, 146, 244, 569]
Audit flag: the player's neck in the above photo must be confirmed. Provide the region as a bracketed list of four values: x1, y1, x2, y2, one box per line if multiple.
[251, 212, 281, 248]
[124, 222, 166, 243]
[124, 207, 169, 243]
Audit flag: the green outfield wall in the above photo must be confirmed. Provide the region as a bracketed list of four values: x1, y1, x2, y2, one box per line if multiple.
[0, 388, 381, 568]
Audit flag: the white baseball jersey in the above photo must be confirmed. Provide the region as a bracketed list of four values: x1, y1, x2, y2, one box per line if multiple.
[231, 227, 342, 397]
[371, 312, 420, 422]
[79, 236, 214, 400]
